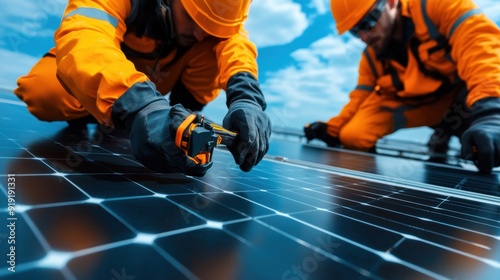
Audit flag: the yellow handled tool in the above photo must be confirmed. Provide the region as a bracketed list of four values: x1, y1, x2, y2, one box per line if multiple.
[175, 114, 237, 165]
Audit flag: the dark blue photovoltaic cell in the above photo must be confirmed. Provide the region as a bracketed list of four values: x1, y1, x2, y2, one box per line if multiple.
[65, 174, 153, 199]
[26, 203, 136, 251]
[0, 88, 499, 280]
[12, 175, 88, 205]
[103, 197, 207, 234]
[67, 244, 186, 279]
[1, 269, 66, 280]
[0, 158, 55, 175]
[0, 212, 46, 265]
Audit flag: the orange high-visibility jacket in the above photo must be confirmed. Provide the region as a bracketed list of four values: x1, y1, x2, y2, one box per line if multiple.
[327, 0, 500, 136]
[54, 0, 258, 126]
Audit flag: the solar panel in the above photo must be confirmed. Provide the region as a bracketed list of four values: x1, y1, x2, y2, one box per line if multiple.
[1, 88, 499, 280]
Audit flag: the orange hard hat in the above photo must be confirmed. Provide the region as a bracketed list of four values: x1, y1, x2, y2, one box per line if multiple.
[180, 0, 251, 38]
[330, 0, 376, 35]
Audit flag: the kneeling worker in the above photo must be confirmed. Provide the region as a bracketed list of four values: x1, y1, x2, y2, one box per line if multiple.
[305, 0, 500, 174]
[14, 0, 272, 176]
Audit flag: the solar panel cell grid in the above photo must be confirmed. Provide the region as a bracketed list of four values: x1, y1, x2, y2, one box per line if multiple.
[1, 88, 499, 279]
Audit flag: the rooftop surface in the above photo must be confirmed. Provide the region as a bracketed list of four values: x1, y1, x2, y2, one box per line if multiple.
[0, 88, 499, 280]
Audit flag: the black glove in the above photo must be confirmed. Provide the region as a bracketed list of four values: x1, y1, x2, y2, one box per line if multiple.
[223, 72, 271, 172]
[304, 121, 341, 147]
[111, 81, 211, 176]
[460, 97, 500, 174]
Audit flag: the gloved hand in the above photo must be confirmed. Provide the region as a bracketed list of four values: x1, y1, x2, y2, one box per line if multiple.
[304, 121, 341, 147]
[460, 97, 500, 174]
[111, 81, 212, 176]
[223, 72, 272, 172]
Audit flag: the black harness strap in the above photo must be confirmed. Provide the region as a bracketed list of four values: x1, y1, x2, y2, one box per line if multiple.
[380, 36, 463, 103]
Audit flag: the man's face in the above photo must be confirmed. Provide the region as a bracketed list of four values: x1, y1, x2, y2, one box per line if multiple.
[350, 0, 396, 54]
[171, 0, 210, 47]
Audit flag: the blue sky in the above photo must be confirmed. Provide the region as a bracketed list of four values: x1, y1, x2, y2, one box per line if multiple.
[1, 0, 500, 142]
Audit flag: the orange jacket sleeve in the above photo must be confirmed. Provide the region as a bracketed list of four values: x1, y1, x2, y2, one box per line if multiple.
[214, 28, 259, 91]
[54, 0, 149, 126]
[326, 48, 379, 137]
[426, 0, 500, 107]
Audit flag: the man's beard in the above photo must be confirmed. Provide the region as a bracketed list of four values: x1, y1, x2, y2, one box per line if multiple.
[375, 21, 397, 56]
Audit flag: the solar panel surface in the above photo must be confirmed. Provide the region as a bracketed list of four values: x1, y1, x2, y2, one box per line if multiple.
[0, 88, 499, 280]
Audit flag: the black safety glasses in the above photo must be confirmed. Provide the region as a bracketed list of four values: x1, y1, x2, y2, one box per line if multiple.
[349, 0, 387, 38]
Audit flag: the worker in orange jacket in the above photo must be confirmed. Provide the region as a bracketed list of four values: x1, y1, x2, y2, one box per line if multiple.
[305, 0, 500, 174]
[14, 0, 271, 176]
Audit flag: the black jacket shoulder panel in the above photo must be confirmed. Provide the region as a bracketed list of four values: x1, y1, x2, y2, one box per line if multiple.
[123, 0, 175, 58]
[125, 0, 172, 41]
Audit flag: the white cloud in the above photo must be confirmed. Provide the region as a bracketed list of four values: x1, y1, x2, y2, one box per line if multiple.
[245, 0, 309, 48]
[0, 0, 66, 17]
[260, 35, 366, 129]
[307, 0, 330, 15]
[0, 49, 39, 89]
[0, 0, 65, 40]
[203, 34, 366, 128]
[475, 0, 500, 22]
